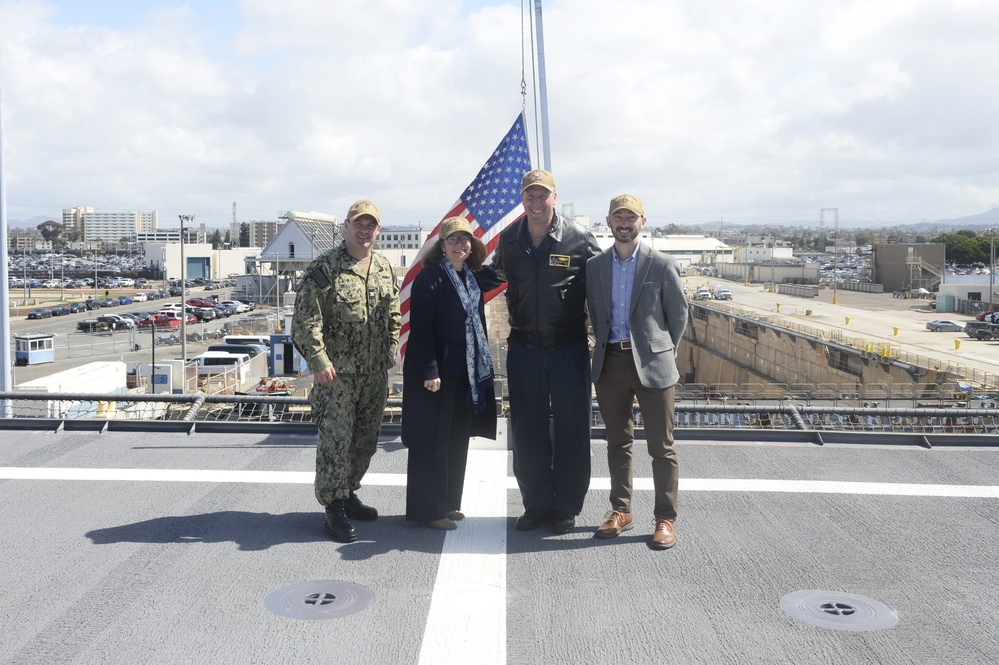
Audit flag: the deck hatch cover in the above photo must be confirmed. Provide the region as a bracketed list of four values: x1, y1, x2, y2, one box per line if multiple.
[265, 580, 374, 620]
[780, 590, 898, 632]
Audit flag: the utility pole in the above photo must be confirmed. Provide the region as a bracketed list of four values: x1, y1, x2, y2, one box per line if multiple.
[0, 72, 12, 397]
[990, 227, 995, 313]
[821, 208, 839, 304]
[179, 214, 194, 385]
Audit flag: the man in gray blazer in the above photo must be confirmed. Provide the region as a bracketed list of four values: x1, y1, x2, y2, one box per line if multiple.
[586, 194, 688, 549]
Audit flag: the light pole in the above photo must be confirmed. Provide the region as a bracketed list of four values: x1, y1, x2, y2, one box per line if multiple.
[275, 250, 282, 332]
[989, 227, 995, 313]
[179, 214, 194, 386]
[769, 233, 776, 293]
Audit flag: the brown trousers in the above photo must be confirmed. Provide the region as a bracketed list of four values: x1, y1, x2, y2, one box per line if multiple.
[593, 347, 678, 520]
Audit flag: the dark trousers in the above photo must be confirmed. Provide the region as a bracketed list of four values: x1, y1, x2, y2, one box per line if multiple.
[507, 339, 592, 515]
[593, 347, 678, 521]
[405, 378, 471, 522]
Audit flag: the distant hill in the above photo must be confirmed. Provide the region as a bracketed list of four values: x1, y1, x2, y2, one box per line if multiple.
[6, 216, 55, 229]
[938, 208, 999, 226]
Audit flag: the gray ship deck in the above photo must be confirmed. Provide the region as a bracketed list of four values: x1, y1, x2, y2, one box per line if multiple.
[2, 427, 997, 664]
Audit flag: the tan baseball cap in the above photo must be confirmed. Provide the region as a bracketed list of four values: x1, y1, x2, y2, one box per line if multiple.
[521, 169, 556, 193]
[608, 194, 644, 216]
[440, 216, 473, 239]
[346, 199, 381, 224]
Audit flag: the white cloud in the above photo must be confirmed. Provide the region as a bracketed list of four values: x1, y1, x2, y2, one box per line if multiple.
[1, 0, 998, 228]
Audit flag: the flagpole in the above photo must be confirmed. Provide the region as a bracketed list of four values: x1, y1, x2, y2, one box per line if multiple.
[533, 0, 552, 171]
[0, 64, 14, 397]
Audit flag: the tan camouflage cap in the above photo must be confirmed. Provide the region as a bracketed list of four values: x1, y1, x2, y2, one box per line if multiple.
[608, 194, 644, 217]
[346, 199, 381, 224]
[521, 169, 556, 193]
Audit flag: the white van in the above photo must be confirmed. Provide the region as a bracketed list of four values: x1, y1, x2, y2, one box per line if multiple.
[222, 335, 271, 348]
[193, 351, 251, 376]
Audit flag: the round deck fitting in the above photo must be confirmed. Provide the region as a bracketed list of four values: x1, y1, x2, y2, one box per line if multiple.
[780, 590, 898, 632]
[265, 580, 374, 620]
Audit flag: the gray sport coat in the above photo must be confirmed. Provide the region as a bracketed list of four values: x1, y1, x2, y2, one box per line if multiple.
[586, 242, 689, 389]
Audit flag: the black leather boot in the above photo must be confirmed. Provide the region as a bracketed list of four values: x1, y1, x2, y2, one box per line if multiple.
[344, 492, 378, 521]
[324, 500, 357, 543]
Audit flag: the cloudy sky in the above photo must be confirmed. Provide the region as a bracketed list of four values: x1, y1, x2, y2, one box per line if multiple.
[1, 0, 998, 230]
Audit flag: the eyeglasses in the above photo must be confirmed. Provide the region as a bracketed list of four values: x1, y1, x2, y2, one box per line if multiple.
[445, 235, 472, 246]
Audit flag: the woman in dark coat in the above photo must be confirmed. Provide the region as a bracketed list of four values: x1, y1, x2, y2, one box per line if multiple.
[403, 217, 497, 530]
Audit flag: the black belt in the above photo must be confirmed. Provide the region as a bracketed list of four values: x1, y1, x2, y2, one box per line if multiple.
[608, 340, 632, 351]
[508, 328, 586, 351]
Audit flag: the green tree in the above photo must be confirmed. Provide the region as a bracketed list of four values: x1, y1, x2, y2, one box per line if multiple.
[239, 222, 250, 247]
[931, 233, 986, 264]
[37, 220, 62, 241]
[210, 229, 223, 249]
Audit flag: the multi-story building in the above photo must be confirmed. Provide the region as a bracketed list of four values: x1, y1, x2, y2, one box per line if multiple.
[229, 212, 340, 249]
[63, 206, 158, 242]
[376, 225, 432, 269]
[134, 224, 208, 244]
[230, 220, 280, 248]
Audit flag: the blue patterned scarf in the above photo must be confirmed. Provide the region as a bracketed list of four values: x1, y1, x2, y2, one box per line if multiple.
[443, 261, 494, 413]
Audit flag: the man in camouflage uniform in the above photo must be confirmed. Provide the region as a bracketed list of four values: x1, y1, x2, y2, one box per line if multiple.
[292, 199, 401, 543]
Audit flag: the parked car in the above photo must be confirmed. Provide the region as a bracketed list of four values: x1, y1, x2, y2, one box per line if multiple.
[213, 304, 235, 317]
[117, 295, 134, 305]
[77, 319, 102, 332]
[964, 321, 999, 340]
[142, 312, 196, 327]
[925, 320, 964, 332]
[132, 293, 147, 302]
[49, 305, 69, 316]
[221, 300, 249, 313]
[713, 286, 733, 300]
[27, 308, 52, 319]
[189, 306, 217, 321]
[97, 314, 134, 330]
[67, 302, 87, 313]
[693, 288, 712, 301]
[207, 343, 267, 358]
[84, 298, 101, 310]
[187, 298, 215, 308]
[100, 298, 119, 307]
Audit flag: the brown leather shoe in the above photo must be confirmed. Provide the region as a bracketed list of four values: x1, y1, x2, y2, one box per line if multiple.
[651, 519, 675, 550]
[594, 510, 634, 539]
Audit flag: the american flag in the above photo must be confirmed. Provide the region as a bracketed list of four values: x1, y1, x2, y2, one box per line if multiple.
[398, 112, 532, 358]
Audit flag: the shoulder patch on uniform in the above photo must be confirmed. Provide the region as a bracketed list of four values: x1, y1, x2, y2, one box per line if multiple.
[307, 267, 331, 289]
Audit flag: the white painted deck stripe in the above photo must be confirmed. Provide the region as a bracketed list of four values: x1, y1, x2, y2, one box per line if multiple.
[2, 467, 997, 499]
[417, 447, 508, 665]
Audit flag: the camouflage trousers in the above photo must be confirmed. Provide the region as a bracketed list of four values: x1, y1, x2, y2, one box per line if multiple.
[309, 372, 389, 506]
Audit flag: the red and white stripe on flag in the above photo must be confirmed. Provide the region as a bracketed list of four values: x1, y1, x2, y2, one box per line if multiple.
[398, 113, 533, 359]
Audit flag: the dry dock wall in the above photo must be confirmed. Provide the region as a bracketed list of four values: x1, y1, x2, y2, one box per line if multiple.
[678, 304, 962, 401]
